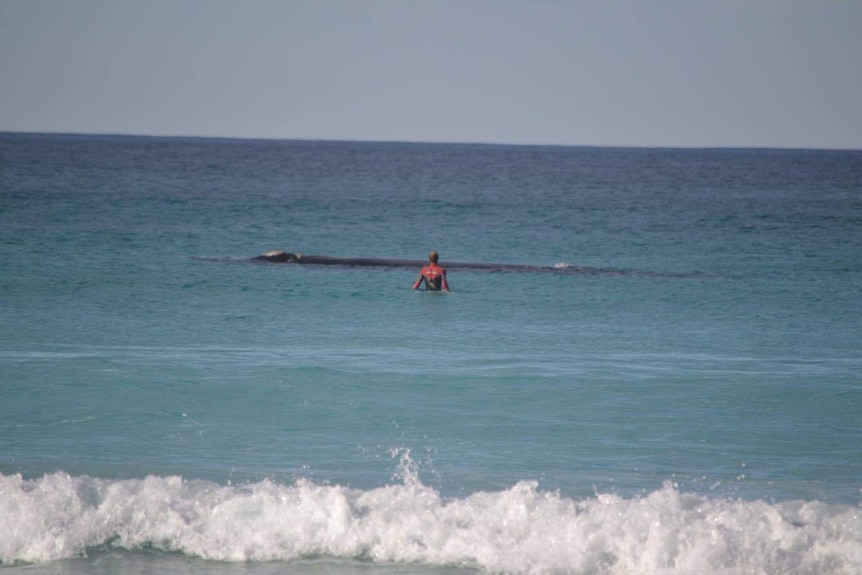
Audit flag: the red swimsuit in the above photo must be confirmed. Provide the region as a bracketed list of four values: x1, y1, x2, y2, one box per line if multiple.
[413, 264, 449, 291]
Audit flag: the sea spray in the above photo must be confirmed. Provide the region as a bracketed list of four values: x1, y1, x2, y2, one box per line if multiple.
[2, 455, 860, 574]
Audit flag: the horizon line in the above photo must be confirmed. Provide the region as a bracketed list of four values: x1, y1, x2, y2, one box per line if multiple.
[1, 129, 859, 153]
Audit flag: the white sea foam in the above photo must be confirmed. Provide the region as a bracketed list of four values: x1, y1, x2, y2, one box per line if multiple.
[1, 459, 860, 573]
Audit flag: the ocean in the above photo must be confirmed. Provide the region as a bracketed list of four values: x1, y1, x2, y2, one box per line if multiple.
[1, 133, 860, 574]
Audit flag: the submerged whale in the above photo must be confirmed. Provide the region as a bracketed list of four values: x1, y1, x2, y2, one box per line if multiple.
[253, 250, 635, 276]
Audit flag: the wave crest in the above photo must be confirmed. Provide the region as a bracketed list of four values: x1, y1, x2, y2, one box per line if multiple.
[1, 466, 860, 573]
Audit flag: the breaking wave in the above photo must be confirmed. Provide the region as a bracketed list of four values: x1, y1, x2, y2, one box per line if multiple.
[2, 454, 860, 574]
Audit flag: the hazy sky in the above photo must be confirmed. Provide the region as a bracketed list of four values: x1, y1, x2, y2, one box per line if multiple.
[1, 0, 860, 148]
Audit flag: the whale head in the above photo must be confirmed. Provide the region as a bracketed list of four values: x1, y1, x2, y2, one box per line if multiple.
[256, 250, 302, 263]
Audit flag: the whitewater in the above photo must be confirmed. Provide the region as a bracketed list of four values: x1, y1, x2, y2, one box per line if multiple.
[3, 451, 861, 574]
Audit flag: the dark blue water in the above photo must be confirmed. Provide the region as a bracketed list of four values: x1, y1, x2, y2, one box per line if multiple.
[1, 133, 861, 573]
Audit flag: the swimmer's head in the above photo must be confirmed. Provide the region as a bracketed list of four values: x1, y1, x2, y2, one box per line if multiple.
[429, 250, 439, 264]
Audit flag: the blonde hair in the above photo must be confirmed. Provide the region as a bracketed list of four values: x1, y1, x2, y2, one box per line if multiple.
[429, 250, 439, 263]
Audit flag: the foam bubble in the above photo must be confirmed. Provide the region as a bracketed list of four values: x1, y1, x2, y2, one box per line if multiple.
[1, 465, 860, 573]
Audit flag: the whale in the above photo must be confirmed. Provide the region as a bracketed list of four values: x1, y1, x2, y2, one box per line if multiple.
[252, 250, 651, 276]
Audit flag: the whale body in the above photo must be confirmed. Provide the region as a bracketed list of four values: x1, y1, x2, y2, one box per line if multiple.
[254, 250, 599, 275]
[251, 250, 701, 278]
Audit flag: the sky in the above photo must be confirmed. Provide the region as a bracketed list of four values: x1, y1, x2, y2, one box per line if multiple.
[1, 0, 860, 149]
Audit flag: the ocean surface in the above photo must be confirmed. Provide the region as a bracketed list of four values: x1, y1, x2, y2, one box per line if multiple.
[1, 133, 860, 574]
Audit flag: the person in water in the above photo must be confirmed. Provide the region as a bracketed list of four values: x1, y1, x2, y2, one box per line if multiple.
[412, 250, 449, 291]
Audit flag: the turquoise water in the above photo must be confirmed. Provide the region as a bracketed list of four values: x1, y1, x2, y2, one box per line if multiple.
[1, 134, 861, 573]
